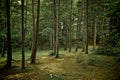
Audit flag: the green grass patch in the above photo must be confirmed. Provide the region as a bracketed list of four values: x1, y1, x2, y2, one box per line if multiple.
[76, 54, 113, 68]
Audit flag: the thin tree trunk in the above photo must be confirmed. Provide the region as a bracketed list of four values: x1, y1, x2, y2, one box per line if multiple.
[21, 0, 25, 69]
[85, 0, 88, 54]
[55, 0, 60, 58]
[31, 0, 36, 63]
[82, 0, 85, 52]
[6, 0, 12, 68]
[35, 0, 40, 53]
[68, 0, 72, 52]
[53, 0, 57, 54]
[93, 15, 97, 50]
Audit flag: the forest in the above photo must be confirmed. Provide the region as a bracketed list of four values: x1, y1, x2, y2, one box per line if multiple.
[0, 0, 120, 80]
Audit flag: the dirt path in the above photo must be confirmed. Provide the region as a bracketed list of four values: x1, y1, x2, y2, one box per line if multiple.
[0, 53, 120, 80]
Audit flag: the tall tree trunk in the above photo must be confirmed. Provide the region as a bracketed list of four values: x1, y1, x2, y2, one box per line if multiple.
[36, 0, 40, 54]
[6, 0, 12, 68]
[68, 0, 72, 52]
[53, 0, 57, 54]
[85, 0, 88, 54]
[31, 0, 40, 63]
[55, 0, 60, 58]
[82, 0, 85, 52]
[31, 0, 36, 63]
[21, 0, 25, 69]
[93, 15, 97, 50]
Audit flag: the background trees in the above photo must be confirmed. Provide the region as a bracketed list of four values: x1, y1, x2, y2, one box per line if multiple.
[103, 0, 120, 55]
[0, 0, 120, 68]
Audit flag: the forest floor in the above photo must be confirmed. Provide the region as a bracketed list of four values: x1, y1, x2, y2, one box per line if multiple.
[0, 51, 120, 80]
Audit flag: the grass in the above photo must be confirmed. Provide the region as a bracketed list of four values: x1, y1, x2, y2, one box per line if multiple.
[0, 49, 50, 61]
[0, 48, 68, 62]
[0, 46, 120, 80]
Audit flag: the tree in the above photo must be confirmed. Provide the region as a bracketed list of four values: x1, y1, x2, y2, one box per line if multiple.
[53, 0, 57, 55]
[55, 0, 60, 58]
[93, 13, 97, 50]
[21, 0, 25, 69]
[6, 0, 12, 68]
[31, 0, 40, 63]
[85, 0, 88, 54]
[68, 0, 72, 52]
[106, 1, 120, 47]
[31, 0, 36, 63]
[81, 0, 86, 52]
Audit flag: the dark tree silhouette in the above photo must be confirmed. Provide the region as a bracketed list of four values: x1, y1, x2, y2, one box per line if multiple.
[21, 0, 25, 69]
[6, 0, 12, 68]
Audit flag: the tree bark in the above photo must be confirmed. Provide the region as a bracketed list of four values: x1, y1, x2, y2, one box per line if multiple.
[53, 0, 57, 54]
[82, 0, 85, 52]
[68, 0, 72, 52]
[31, 0, 40, 63]
[21, 0, 25, 69]
[31, 0, 36, 63]
[93, 15, 97, 50]
[55, 0, 60, 58]
[6, 0, 12, 68]
[85, 0, 88, 54]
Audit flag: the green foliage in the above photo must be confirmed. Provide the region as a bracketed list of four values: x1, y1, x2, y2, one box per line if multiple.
[0, 0, 119, 52]
[41, 28, 53, 38]
[105, 1, 120, 47]
[95, 0, 120, 56]
[76, 54, 109, 67]
[0, 30, 6, 39]
[94, 47, 120, 56]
